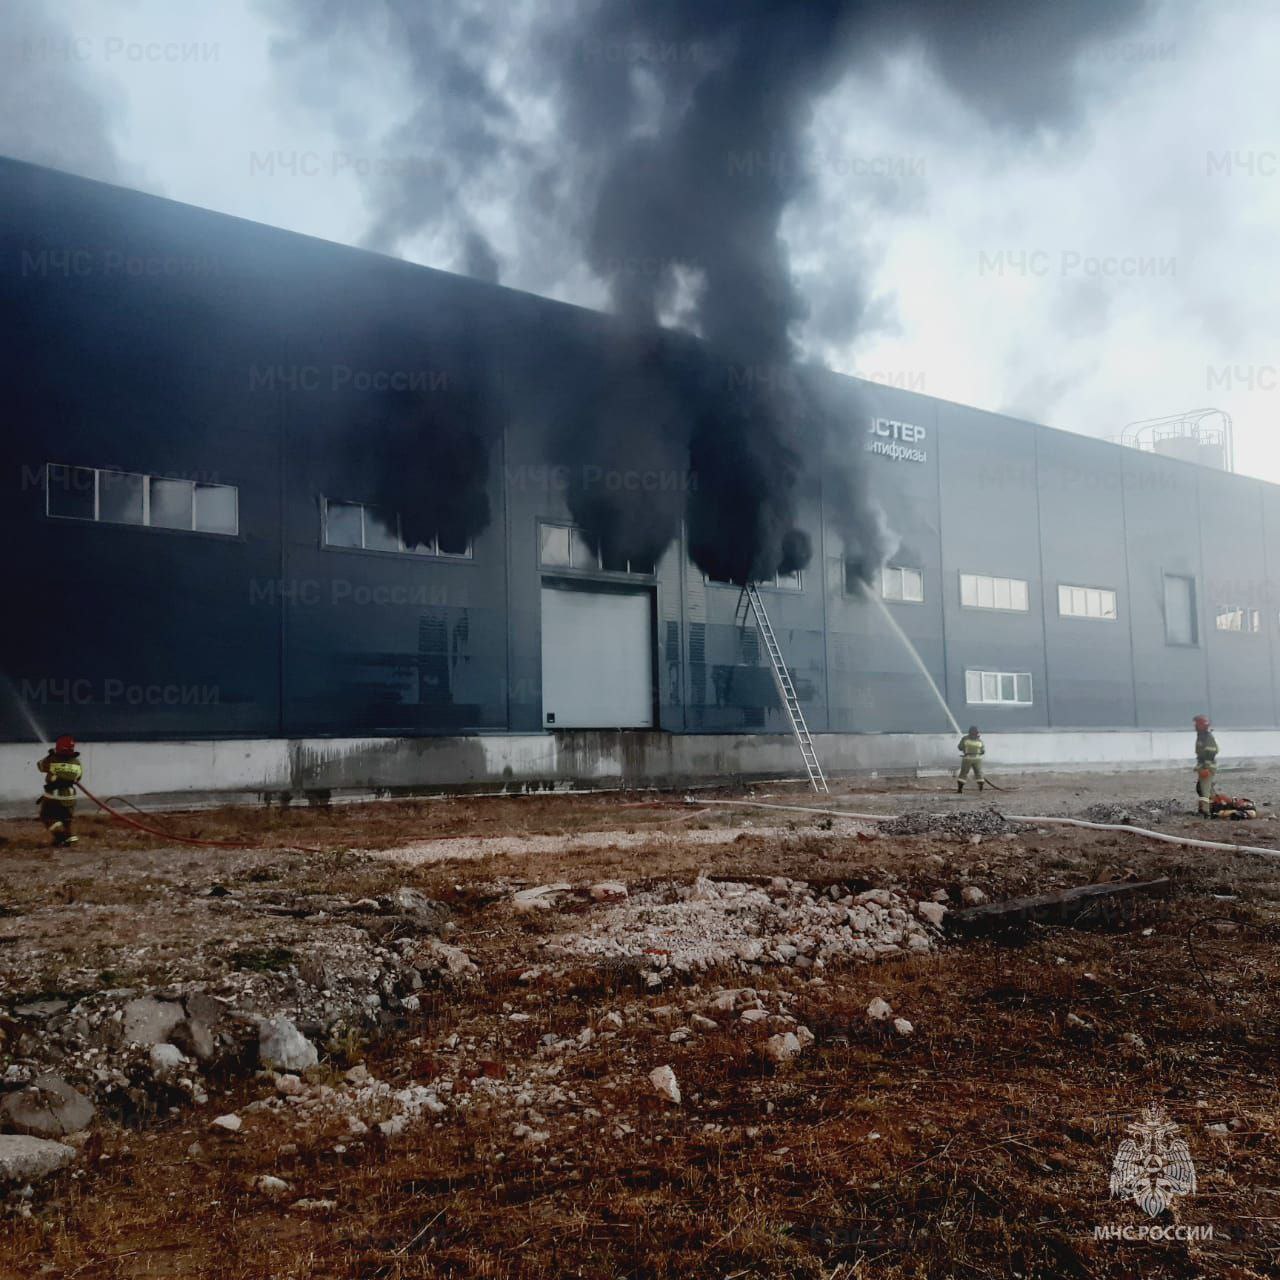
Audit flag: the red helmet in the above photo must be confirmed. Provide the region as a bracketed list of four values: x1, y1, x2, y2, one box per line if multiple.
[1193, 715, 1210, 731]
[54, 735, 76, 754]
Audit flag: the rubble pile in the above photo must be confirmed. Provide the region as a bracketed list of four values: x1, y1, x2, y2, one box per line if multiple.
[878, 808, 1013, 839]
[0, 888, 470, 1127]
[1078, 798, 1185, 826]
[542, 875, 938, 981]
[237, 984, 828, 1150]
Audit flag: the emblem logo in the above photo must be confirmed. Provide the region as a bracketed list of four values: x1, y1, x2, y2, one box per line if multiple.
[1110, 1105, 1197, 1218]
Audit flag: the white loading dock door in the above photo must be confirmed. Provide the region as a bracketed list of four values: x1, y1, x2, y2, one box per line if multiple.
[540, 584, 654, 728]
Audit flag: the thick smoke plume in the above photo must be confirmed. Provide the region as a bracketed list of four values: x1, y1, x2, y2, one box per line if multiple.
[346, 363, 501, 555]
[271, 0, 1147, 583]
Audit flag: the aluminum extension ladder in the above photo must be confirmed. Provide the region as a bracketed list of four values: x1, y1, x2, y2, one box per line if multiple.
[742, 583, 829, 794]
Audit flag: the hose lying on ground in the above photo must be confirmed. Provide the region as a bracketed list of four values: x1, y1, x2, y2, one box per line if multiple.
[977, 776, 1014, 792]
[691, 797, 1280, 861]
[75, 782, 325, 854]
[1001, 813, 1280, 861]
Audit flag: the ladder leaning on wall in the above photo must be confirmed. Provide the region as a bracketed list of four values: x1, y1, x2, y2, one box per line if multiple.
[742, 583, 830, 794]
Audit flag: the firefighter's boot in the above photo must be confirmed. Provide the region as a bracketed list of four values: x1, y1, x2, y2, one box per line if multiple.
[956, 780, 964, 793]
[978, 781, 985, 792]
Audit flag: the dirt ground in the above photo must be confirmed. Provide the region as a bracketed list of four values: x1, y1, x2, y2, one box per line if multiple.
[3, 767, 1280, 1278]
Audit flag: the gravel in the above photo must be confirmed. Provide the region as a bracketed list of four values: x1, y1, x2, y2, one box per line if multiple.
[544, 875, 934, 976]
[878, 808, 1013, 838]
[1077, 798, 1187, 825]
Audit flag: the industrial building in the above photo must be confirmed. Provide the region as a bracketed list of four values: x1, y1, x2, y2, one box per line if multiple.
[5, 157, 1280, 803]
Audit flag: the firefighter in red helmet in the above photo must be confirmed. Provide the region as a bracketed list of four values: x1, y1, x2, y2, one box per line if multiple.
[1193, 715, 1218, 817]
[37, 735, 83, 846]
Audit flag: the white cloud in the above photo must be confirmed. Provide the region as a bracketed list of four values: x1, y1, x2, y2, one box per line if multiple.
[806, 0, 1280, 480]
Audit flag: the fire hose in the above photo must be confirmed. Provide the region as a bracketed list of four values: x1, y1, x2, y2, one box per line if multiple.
[691, 797, 1280, 861]
[75, 781, 324, 854]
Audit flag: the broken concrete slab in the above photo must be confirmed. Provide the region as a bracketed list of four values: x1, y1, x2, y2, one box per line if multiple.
[0, 1135, 76, 1183]
[121, 997, 185, 1046]
[0, 1074, 95, 1138]
[389, 887, 448, 932]
[513, 883, 574, 912]
[13, 1000, 68, 1020]
[259, 1018, 319, 1073]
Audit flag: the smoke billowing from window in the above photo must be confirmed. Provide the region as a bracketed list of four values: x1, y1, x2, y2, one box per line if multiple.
[272, 0, 1146, 584]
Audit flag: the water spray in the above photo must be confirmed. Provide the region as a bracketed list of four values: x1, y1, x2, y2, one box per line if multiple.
[870, 595, 961, 736]
[0, 671, 48, 743]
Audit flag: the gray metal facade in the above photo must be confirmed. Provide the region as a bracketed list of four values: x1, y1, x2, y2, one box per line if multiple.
[4, 157, 1279, 744]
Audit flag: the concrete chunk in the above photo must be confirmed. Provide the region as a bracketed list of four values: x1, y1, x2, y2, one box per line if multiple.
[649, 1064, 681, 1104]
[0, 1074, 95, 1138]
[121, 997, 185, 1046]
[259, 1018, 319, 1073]
[0, 1135, 76, 1183]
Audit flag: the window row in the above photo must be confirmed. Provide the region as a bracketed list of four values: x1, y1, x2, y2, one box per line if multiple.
[1058, 584, 1117, 620]
[960, 572, 1030, 612]
[882, 564, 924, 602]
[46, 464, 238, 536]
[708, 569, 803, 591]
[323, 499, 472, 558]
[965, 669, 1033, 706]
[539, 523, 654, 576]
[1215, 605, 1261, 633]
[883, 566, 1119, 621]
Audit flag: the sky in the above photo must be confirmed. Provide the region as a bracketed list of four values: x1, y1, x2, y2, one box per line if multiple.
[5, 0, 1280, 481]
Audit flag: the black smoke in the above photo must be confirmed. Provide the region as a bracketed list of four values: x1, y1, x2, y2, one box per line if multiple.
[271, 0, 1149, 583]
[346, 363, 499, 554]
[549, 330, 694, 574]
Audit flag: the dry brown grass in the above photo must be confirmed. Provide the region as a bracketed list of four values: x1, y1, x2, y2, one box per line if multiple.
[2, 779, 1280, 1276]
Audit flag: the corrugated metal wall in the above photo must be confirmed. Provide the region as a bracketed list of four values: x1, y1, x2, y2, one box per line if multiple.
[4, 156, 1280, 743]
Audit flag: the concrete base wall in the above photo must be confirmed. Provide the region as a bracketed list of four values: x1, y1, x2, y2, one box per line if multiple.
[3, 728, 1277, 815]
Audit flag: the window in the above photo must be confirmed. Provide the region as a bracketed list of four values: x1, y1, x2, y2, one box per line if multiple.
[325, 500, 364, 548]
[1163, 574, 1197, 645]
[881, 564, 924, 603]
[45, 463, 238, 536]
[539, 523, 571, 567]
[98, 470, 145, 525]
[965, 669, 1033, 706]
[323, 498, 472, 558]
[362, 506, 401, 553]
[150, 478, 194, 530]
[708, 570, 802, 591]
[193, 484, 237, 535]
[1058, 584, 1118, 620]
[603, 548, 656, 575]
[538, 522, 653, 575]
[1216, 605, 1260, 633]
[46, 465, 96, 520]
[960, 573, 1029, 612]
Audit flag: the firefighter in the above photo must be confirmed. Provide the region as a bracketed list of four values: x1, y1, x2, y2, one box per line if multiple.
[1193, 714, 1218, 817]
[957, 725, 985, 792]
[37, 735, 83, 846]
